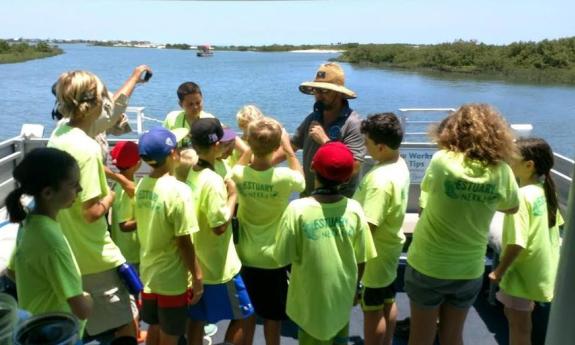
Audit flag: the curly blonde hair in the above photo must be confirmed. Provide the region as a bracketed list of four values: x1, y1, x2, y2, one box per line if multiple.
[236, 105, 263, 132]
[431, 104, 517, 165]
[247, 117, 282, 157]
[55, 70, 106, 121]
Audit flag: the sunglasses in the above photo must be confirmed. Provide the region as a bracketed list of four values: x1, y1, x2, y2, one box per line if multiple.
[313, 88, 332, 95]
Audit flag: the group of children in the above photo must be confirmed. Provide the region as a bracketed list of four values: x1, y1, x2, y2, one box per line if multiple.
[4, 70, 563, 345]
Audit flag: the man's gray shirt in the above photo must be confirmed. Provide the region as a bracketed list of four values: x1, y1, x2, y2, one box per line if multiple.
[291, 103, 366, 197]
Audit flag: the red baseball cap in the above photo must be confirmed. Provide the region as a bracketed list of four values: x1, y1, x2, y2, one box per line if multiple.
[311, 142, 354, 183]
[110, 141, 140, 170]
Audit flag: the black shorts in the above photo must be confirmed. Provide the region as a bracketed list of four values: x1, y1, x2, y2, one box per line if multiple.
[141, 291, 189, 336]
[360, 283, 397, 311]
[241, 265, 289, 320]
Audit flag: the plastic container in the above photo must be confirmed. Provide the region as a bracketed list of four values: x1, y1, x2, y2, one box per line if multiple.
[13, 313, 79, 345]
[117, 263, 143, 295]
[0, 293, 18, 345]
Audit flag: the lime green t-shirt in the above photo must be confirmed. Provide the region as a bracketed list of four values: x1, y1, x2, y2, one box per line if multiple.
[186, 168, 241, 284]
[48, 124, 125, 275]
[135, 175, 199, 295]
[111, 183, 140, 264]
[232, 165, 305, 268]
[215, 159, 232, 179]
[274, 197, 377, 341]
[353, 158, 410, 288]
[407, 150, 519, 280]
[163, 110, 216, 147]
[499, 184, 564, 302]
[14, 215, 83, 316]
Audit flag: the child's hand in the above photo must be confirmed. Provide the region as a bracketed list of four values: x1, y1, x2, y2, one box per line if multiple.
[189, 278, 204, 306]
[488, 271, 501, 283]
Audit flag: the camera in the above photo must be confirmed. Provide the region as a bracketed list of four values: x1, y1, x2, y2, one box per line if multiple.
[141, 70, 152, 82]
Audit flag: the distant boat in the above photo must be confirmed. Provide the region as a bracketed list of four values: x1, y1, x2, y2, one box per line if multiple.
[197, 45, 214, 57]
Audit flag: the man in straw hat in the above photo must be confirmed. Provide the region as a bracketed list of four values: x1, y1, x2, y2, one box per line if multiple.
[286, 62, 366, 197]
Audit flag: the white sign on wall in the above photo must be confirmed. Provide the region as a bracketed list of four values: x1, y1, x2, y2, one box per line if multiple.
[400, 148, 436, 183]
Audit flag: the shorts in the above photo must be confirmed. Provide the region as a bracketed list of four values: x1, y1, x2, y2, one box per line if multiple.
[141, 291, 189, 336]
[404, 264, 482, 309]
[82, 267, 134, 335]
[496, 290, 535, 312]
[298, 323, 349, 345]
[241, 265, 289, 320]
[187, 274, 254, 323]
[360, 283, 397, 311]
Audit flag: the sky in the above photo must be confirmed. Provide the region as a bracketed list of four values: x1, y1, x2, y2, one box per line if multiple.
[0, 0, 574, 45]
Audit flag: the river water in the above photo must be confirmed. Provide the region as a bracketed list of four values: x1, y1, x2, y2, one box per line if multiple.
[1, 44, 574, 157]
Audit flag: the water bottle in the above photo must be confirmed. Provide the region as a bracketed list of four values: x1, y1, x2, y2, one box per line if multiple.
[117, 263, 143, 295]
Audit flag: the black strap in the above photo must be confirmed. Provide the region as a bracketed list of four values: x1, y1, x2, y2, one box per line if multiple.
[311, 187, 340, 195]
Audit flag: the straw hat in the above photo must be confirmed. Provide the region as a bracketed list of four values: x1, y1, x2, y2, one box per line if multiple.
[299, 63, 356, 99]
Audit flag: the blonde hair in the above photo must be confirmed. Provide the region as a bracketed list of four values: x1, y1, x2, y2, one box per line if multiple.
[247, 117, 282, 157]
[236, 105, 263, 131]
[431, 104, 517, 165]
[175, 148, 199, 182]
[55, 70, 106, 120]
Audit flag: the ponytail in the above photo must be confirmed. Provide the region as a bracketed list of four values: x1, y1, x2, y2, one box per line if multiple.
[543, 172, 559, 228]
[515, 137, 558, 229]
[5, 187, 27, 223]
[5, 148, 78, 223]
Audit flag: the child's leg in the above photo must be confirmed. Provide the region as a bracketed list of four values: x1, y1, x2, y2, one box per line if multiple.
[363, 309, 385, 345]
[504, 307, 533, 345]
[243, 315, 257, 345]
[383, 301, 398, 345]
[497, 290, 535, 345]
[437, 303, 470, 345]
[158, 330, 180, 345]
[408, 302, 439, 345]
[362, 284, 398, 345]
[186, 320, 205, 345]
[146, 325, 160, 345]
[263, 319, 282, 345]
[225, 319, 245, 344]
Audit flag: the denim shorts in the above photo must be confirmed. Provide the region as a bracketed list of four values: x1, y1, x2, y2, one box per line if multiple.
[404, 264, 483, 309]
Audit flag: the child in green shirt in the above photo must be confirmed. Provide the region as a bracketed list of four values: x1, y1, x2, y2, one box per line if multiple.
[405, 104, 520, 345]
[231, 117, 305, 345]
[353, 113, 410, 345]
[490, 137, 563, 345]
[136, 127, 203, 345]
[186, 118, 254, 345]
[110, 141, 141, 266]
[163, 81, 215, 148]
[274, 141, 376, 345]
[7, 148, 92, 323]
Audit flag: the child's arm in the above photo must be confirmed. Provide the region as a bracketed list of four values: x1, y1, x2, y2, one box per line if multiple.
[237, 146, 252, 166]
[82, 189, 115, 223]
[119, 220, 137, 232]
[105, 166, 135, 198]
[176, 235, 204, 305]
[489, 244, 523, 283]
[67, 292, 93, 320]
[211, 179, 238, 236]
[234, 137, 250, 161]
[280, 129, 303, 176]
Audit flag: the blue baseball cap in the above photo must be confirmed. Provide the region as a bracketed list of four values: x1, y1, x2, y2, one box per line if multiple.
[139, 127, 177, 165]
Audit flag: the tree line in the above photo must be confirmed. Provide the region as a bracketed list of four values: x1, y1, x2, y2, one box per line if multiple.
[0, 40, 62, 64]
[338, 37, 575, 83]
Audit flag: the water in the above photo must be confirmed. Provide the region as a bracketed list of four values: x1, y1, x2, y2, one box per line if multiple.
[1, 44, 575, 157]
